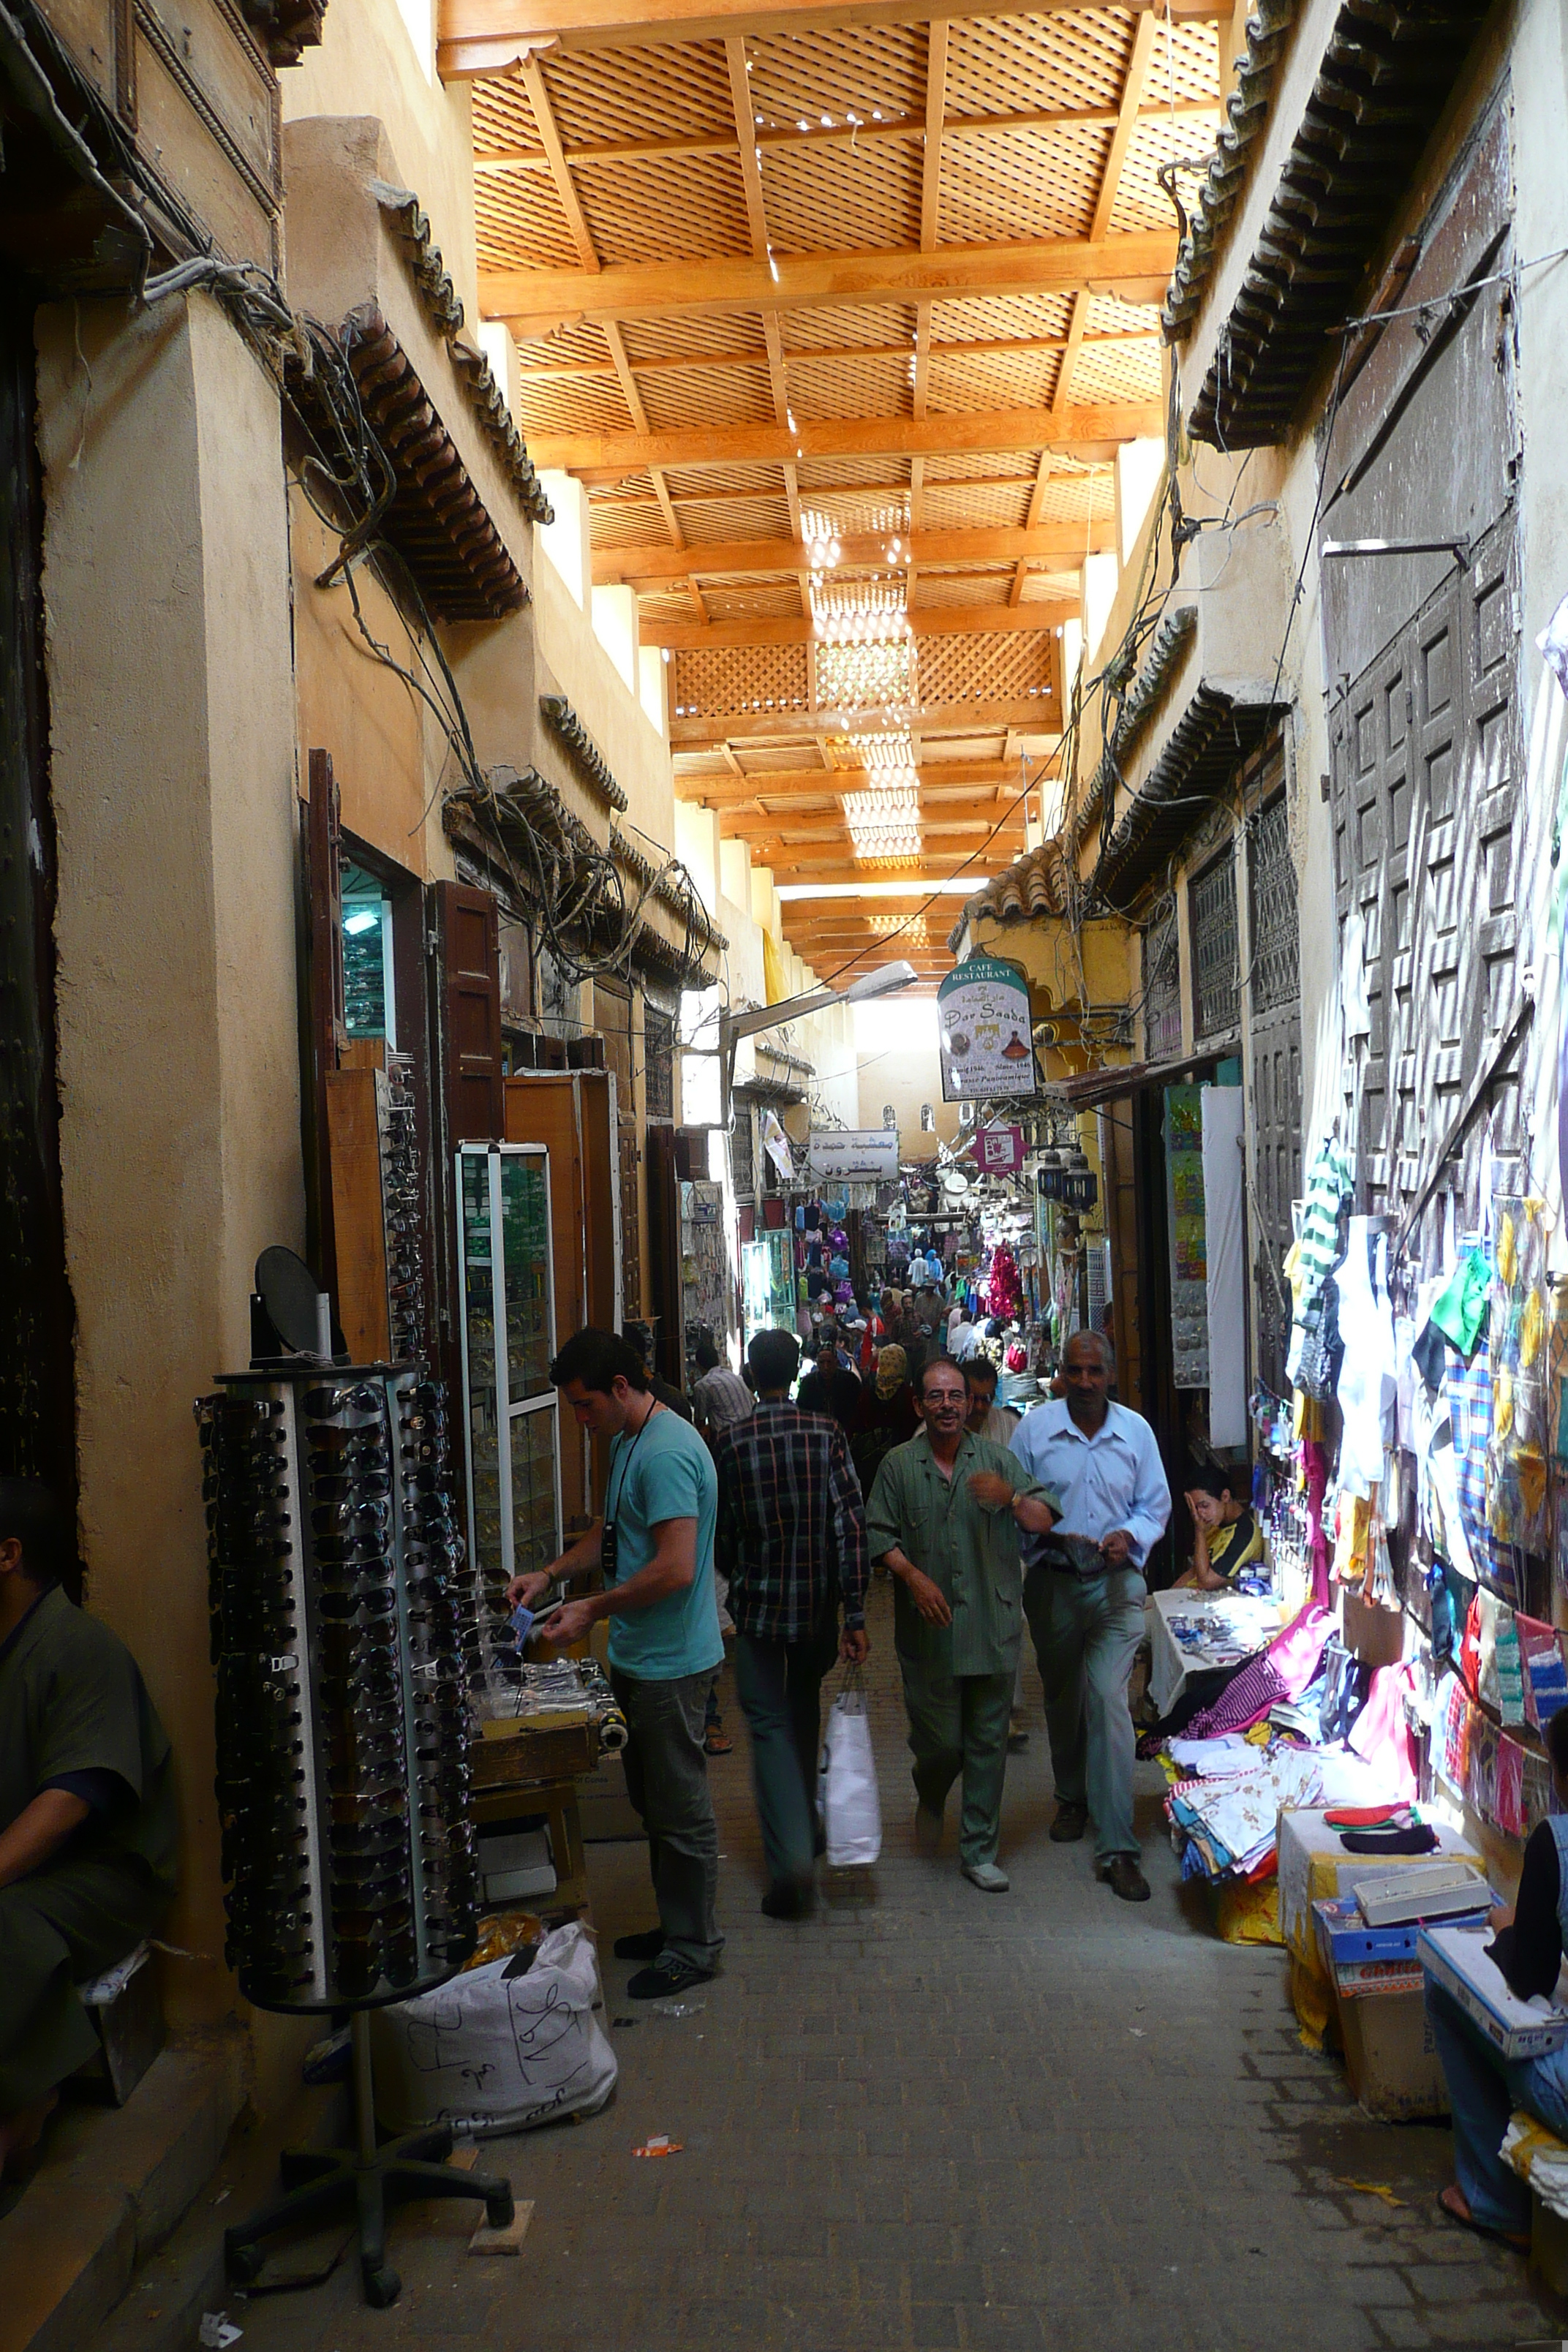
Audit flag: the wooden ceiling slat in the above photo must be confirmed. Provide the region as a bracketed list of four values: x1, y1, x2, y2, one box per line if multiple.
[480, 227, 1177, 331]
[596, 519, 1112, 583]
[440, 0, 1226, 76]
[671, 696, 1061, 743]
[528, 398, 1161, 474]
[646, 600, 1071, 647]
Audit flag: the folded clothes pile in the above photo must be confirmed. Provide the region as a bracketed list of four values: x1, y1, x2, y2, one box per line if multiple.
[1165, 1740, 1391, 1882]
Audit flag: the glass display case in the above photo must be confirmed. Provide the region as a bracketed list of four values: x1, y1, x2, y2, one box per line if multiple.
[456, 1145, 562, 1618]
[742, 1227, 797, 1356]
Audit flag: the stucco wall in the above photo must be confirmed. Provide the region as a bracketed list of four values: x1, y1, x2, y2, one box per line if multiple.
[37, 291, 310, 2106]
[280, 0, 476, 320]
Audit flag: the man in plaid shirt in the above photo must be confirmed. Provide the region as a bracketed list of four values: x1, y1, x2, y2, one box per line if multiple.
[714, 1328, 870, 1920]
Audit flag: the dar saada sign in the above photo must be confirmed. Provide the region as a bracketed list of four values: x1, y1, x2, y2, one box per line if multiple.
[937, 955, 1038, 1103]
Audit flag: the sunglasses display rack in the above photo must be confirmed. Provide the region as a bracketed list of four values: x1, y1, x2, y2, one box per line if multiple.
[380, 1055, 428, 1368]
[202, 1362, 510, 2307]
[200, 1364, 482, 2010]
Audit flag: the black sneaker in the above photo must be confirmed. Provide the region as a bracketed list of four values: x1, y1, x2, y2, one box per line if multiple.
[613, 1926, 666, 1961]
[627, 1951, 717, 2000]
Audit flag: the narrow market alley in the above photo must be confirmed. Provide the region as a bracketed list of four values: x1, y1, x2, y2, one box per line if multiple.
[221, 1580, 1551, 2352]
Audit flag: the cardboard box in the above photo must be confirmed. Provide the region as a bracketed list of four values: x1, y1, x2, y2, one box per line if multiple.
[1419, 1925, 1568, 2060]
[1315, 1891, 1493, 1970]
[1338, 1986, 1450, 2120]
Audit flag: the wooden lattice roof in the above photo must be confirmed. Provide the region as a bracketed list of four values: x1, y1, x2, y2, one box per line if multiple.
[453, 0, 1222, 986]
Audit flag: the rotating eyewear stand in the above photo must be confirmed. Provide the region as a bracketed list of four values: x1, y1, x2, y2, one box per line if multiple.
[201, 1362, 500, 2310]
[225, 2014, 512, 2307]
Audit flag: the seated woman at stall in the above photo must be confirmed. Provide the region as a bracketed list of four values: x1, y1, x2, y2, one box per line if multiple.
[1172, 1463, 1264, 1589]
[0, 1480, 178, 2177]
[1429, 1705, 1568, 2249]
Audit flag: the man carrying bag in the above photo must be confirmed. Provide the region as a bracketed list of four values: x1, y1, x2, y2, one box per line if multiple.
[713, 1330, 869, 1921]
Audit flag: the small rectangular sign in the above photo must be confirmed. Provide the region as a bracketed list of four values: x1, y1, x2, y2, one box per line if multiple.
[807, 1128, 900, 1181]
[976, 1125, 1024, 1173]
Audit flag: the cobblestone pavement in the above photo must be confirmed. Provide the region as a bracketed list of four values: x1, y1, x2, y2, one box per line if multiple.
[236, 1581, 1559, 2352]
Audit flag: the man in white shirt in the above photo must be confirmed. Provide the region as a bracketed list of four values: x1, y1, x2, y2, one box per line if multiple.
[1009, 1329, 1171, 1902]
[689, 1340, 754, 1439]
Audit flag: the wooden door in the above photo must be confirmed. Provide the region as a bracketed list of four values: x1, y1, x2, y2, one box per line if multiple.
[433, 881, 503, 1146]
[504, 1074, 590, 1528]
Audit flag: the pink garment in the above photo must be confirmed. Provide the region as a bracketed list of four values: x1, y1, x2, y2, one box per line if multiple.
[1183, 1603, 1334, 1739]
[1347, 1662, 1420, 1802]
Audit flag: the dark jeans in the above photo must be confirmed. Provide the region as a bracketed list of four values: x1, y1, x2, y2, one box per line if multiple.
[733, 1613, 840, 1890]
[610, 1666, 724, 1972]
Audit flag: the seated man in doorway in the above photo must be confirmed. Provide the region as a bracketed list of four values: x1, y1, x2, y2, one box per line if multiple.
[1172, 1463, 1264, 1590]
[508, 1332, 725, 2000]
[0, 1480, 178, 2175]
[867, 1357, 1060, 1894]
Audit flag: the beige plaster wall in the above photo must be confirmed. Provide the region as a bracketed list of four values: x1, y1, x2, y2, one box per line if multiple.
[37, 291, 311, 2108]
[855, 1000, 958, 1157]
[279, 0, 476, 320]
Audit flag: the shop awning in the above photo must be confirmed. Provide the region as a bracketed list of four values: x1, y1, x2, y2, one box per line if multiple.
[1044, 1039, 1238, 1107]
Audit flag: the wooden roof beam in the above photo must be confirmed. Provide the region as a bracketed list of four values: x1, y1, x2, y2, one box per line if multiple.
[475, 97, 1220, 175]
[597, 521, 1111, 584]
[676, 758, 1025, 801]
[647, 603, 1072, 649]
[481, 229, 1176, 333]
[440, 0, 1225, 75]
[520, 327, 1158, 382]
[672, 700, 1063, 745]
[532, 401, 1161, 475]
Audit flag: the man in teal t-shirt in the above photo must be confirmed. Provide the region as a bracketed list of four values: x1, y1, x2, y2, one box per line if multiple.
[508, 1328, 723, 1998]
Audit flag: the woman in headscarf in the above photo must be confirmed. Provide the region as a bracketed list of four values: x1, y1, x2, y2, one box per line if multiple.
[848, 1341, 919, 1500]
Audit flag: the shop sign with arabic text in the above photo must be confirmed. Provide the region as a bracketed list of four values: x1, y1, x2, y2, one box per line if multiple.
[936, 957, 1038, 1101]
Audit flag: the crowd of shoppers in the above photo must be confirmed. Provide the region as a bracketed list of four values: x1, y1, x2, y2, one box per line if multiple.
[506, 1309, 1173, 1991]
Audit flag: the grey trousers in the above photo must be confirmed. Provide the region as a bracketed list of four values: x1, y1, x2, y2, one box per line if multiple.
[733, 1614, 839, 1891]
[898, 1655, 1014, 1868]
[611, 1665, 725, 1971]
[0, 1852, 168, 2109]
[1024, 1563, 1147, 1860]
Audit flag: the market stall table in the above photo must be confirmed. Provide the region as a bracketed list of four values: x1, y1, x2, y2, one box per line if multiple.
[1145, 1587, 1286, 1717]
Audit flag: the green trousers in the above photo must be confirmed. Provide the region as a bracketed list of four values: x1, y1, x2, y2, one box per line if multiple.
[0, 1852, 168, 2110]
[897, 1656, 1014, 1867]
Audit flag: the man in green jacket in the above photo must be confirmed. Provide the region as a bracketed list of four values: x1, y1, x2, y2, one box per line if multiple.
[866, 1357, 1060, 1893]
[0, 1480, 178, 2174]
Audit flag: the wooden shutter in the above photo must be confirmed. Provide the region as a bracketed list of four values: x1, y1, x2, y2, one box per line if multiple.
[433, 881, 503, 1145]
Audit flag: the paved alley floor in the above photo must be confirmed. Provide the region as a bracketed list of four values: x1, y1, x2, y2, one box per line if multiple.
[233, 1581, 1559, 2352]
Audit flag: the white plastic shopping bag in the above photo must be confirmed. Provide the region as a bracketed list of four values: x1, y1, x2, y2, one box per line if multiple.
[818, 1673, 882, 1866]
[369, 1920, 617, 2136]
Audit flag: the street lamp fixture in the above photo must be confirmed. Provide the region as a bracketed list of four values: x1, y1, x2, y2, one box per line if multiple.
[718, 960, 919, 1119]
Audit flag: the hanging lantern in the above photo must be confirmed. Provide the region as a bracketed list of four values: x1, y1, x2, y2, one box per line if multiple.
[1036, 1147, 1065, 1203]
[1061, 1146, 1098, 1213]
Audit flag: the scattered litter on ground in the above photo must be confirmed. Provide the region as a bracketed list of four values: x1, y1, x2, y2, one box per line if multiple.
[633, 2135, 684, 2159]
[211, 2188, 231, 2206]
[648, 2000, 706, 2019]
[1335, 2179, 1406, 2207]
[200, 2315, 243, 2348]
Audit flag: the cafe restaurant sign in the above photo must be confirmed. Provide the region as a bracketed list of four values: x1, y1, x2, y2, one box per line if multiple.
[936, 955, 1038, 1102]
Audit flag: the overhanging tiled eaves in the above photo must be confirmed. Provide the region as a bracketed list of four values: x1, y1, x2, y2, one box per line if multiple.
[1168, 0, 1493, 448]
[342, 306, 529, 622]
[372, 181, 554, 527]
[1088, 684, 1288, 908]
